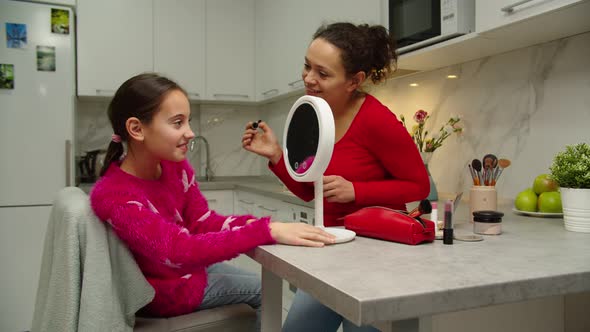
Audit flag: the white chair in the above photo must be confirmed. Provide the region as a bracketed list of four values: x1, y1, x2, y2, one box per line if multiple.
[31, 187, 256, 332]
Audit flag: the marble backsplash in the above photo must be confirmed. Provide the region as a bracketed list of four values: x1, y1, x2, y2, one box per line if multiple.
[76, 31, 590, 199]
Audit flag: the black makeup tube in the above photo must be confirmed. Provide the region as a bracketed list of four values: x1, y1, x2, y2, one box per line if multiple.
[443, 199, 453, 245]
[251, 120, 262, 129]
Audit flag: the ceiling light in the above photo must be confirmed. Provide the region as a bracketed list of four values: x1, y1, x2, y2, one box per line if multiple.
[409, 83, 419, 87]
[447, 75, 458, 79]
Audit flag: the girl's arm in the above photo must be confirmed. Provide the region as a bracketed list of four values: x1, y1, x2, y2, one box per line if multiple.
[91, 189, 275, 270]
[178, 161, 261, 234]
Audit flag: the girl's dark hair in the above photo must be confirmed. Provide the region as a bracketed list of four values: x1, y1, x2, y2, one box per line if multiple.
[312, 22, 397, 84]
[99, 73, 186, 176]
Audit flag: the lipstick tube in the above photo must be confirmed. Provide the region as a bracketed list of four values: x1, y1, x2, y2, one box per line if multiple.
[443, 199, 453, 245]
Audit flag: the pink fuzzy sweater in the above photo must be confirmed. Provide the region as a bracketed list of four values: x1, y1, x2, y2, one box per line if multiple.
[90, 160, 275, 317]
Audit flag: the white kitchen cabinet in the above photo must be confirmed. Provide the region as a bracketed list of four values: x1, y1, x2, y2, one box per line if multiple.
[475, 0, 583, 33]
[201, 190, 234, 215]
[235, 191, 279, 219]
[77, 0, 153, 96]
[234, 190, 315, 224]
[398, 0, 590, 73]
[154, 0, 205, 100]
[255, 0, 384, 101]
[205, 0, 255, 101]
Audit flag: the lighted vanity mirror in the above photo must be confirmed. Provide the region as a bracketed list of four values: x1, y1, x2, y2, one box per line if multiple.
[283, 96, 356, 244]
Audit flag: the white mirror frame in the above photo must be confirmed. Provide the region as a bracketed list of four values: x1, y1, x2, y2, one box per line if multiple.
[283, 95, 334, 228]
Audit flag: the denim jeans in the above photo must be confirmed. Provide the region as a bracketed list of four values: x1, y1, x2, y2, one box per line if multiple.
[282, 289, 380, 332]
[198, 262, 262, 331]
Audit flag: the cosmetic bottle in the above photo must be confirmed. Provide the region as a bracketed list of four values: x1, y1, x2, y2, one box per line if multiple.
[430, 201, 438, 230]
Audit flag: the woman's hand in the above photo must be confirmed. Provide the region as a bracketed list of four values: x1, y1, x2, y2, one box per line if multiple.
[323, 175, 355, 203]
[242, 121, 283, 165]
[269, 222, 336, 247]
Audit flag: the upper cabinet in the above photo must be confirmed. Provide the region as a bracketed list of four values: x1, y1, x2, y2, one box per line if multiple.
[77, 0, 153, 96]
[255, 0, 384, 101]
[154, 0, 205, 100]
[78, 0, 254, 101]
[398, 0, 590, 73]
[476, 0, 582, 33]
[206, 0, 255, 101]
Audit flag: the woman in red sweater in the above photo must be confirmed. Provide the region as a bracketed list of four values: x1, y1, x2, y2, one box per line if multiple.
[242, 23, 429, 331]
[90, 73, 335, 330]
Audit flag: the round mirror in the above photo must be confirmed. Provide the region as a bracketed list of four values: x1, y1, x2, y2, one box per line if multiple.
[285, 103, 318, 174]
[283, 96, 356, 244]
[283, 96, 334, 182]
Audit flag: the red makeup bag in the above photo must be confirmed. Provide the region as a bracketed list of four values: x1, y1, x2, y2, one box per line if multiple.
[344, 206, 435, 245]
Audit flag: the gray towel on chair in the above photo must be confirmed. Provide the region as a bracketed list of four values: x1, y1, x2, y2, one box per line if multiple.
[31, 187, 155, 332]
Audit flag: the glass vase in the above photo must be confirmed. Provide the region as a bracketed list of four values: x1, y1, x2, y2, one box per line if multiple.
[420, 152, 438, 201]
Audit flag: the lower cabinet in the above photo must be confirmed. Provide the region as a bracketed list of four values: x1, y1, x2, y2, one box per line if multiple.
[201, 190, 234, 215]
[229, 190, 314, 276]
[234, 190, 314, 224]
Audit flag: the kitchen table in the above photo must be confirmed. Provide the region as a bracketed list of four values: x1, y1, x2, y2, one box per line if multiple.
[247, 203, 590, 331]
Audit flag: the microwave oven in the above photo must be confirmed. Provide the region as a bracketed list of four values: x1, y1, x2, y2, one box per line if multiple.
[389, 0, 475, 54]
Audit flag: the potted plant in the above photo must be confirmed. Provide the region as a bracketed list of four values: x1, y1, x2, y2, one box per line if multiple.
[400, 110, 463, 201]
[549, 143, 590, 233]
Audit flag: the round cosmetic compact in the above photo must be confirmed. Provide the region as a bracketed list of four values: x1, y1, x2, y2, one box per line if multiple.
[473, 210, 504, 235]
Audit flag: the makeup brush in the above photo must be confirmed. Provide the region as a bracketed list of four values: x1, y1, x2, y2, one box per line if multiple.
[471, 159, 482, 186]
[408, 199, 432, 218]
[468, 164, 479, 185]
[492, 158, 511, 185]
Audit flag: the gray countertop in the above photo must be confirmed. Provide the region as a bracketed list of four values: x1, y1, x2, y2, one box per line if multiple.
[248, 203, 590, 326]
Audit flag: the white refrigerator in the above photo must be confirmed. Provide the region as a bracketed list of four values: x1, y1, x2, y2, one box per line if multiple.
[0, 1, 75, 330]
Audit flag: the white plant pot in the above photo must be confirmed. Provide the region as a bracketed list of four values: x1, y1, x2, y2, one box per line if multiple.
[560, 187, 590, 233]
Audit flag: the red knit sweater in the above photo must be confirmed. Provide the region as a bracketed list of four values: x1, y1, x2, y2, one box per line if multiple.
[90, 160, 275, 317]
[271, 94, 429, 226]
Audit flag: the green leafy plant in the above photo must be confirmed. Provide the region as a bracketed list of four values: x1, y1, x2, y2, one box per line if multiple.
[549, 143, 590, 189]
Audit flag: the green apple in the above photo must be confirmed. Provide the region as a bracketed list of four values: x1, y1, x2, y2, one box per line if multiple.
[538, 191, 563, 213]
[533, 174, 559, 195]
[515, 188, 538, 212]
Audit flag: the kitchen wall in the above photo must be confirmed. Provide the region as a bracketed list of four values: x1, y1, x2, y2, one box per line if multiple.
[370, 31, 590, 200]
[262, 31, 590, 200]
[76, 31, 590, 199]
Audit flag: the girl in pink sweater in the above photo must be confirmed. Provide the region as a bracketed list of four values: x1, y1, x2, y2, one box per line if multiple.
[90, 73, 334, 327]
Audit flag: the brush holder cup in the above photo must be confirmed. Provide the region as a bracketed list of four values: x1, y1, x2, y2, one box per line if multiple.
[469, 186, 497, 223]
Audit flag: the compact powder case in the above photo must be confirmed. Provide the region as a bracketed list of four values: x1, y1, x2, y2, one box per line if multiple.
[473, 210, 504, 235]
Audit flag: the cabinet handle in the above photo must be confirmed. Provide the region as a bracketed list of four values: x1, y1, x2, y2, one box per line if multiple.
[501, 0, 534, 13]
[261, 88, 278, 96]
[188, 92, 200, 98]
[258, 205, 278, 212]
[238, 199, 254, 205]
[65, 139, 72, 186]
[95, 89, 115, 95]
[287, 79, 303, 88]
[213, 93, 250, 99]
[207, 199, 217, 203]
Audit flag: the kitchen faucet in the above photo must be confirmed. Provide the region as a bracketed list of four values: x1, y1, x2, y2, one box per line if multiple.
[192, 135, 213, 181]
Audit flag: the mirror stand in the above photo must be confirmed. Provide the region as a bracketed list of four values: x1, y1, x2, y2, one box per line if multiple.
[314, 179, 323, 227]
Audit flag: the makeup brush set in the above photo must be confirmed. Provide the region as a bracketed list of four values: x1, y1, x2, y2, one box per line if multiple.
[468, 154, 511, 186]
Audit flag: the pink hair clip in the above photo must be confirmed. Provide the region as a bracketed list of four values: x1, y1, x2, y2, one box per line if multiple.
[111, 134, 122, 143]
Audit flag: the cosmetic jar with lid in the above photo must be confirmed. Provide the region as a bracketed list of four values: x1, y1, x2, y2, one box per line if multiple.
[473, 210, 504, 235]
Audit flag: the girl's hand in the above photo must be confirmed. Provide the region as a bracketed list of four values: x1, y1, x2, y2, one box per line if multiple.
[241, 121, 283, 165]
[323, 175, 355, 203]
[269, 222, 336, 247]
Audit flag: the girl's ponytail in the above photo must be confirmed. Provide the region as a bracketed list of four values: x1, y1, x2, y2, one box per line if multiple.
[99, 139, 124, 176]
